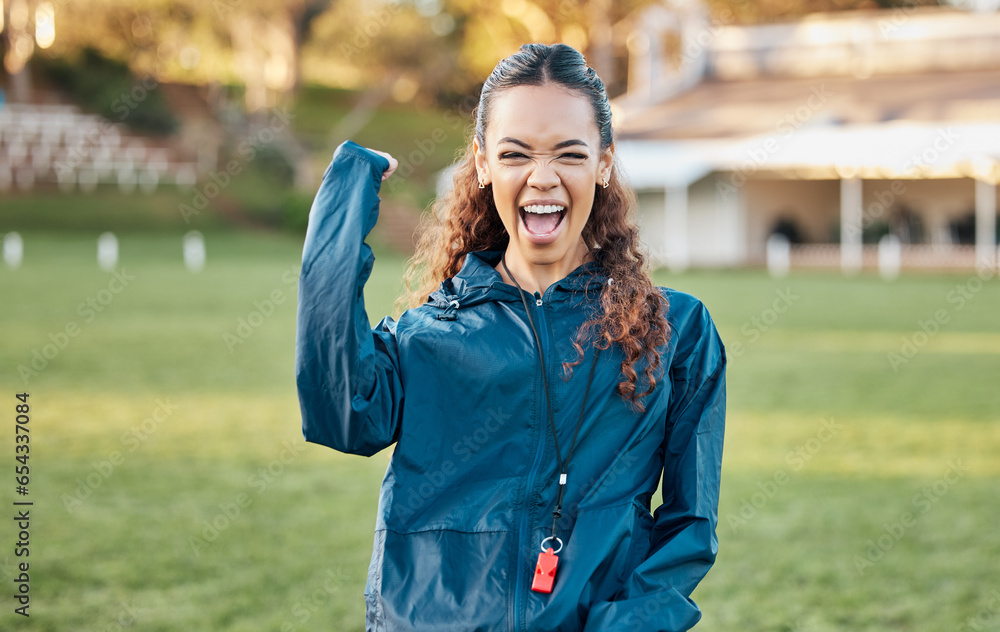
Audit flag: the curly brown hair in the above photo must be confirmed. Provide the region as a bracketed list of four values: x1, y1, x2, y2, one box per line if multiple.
[394, 44, 670, 413]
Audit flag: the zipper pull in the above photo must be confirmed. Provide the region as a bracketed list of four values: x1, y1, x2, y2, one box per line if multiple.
[534, 291, 543, 307]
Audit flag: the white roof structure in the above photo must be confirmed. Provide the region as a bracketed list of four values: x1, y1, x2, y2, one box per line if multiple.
[617, 122, 1000, 187]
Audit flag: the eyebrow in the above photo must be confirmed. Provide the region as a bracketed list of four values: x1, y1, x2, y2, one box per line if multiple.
[498, 137, 589, 150]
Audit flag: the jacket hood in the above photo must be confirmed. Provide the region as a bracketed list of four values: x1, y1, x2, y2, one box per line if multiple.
[426, 249, 610, 319]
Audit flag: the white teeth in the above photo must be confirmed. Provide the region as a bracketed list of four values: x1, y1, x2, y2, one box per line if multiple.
[522, 204, 566, 214]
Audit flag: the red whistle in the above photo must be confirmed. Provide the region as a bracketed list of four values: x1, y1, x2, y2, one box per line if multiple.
[531, 547, 559, 593]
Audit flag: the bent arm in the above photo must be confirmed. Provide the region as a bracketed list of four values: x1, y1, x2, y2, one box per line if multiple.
[585, 305, 727, 632]
[295, 141, 404, 456]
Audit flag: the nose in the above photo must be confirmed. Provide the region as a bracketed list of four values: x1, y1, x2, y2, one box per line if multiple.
[527, 160, 559, 190]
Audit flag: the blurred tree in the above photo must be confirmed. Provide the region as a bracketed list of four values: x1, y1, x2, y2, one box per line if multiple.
[3, 0, 40, 100]
[30, 0, 334, 111]
[222, 0, 335, 111]
[8, 0, 949, 111]
[439, 0, 660, 97]
[300, 0, 664, 103]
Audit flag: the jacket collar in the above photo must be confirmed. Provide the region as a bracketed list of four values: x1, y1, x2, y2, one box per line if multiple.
[427, 249, 609, 314]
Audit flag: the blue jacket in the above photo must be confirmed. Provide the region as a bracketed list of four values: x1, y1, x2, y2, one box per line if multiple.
[296, 141, 727, 632]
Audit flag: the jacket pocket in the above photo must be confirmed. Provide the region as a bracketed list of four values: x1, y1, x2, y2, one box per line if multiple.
[366, 528, 510, 632]
[623, 498, 654, 577]
[547, 501, 655, 605]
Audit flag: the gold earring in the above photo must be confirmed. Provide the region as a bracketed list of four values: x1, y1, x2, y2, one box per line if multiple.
[602, 177, 609, 189]
[479, 179, 486, 189]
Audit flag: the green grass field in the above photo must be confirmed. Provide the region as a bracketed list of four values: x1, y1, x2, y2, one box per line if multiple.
[1, 231, 998, 631]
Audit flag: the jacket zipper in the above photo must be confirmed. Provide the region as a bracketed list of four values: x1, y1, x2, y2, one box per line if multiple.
[513, 290, 552, 632]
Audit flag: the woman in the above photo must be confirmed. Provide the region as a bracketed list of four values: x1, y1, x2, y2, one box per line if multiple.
[296, 43, 726, 632]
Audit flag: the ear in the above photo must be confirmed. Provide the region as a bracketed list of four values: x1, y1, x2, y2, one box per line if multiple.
[598, 142, 615, 185]
[473, 137, 491, 186]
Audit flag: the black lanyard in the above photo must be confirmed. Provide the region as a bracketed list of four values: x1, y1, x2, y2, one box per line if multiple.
[501, 255, 602, 547]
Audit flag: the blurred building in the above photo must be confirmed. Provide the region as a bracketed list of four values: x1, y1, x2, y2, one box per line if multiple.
[613, 1, 1000, 272]
[0, 101, 200, 193]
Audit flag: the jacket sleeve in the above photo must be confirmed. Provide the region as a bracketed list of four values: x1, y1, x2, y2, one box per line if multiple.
[584, 301, 727, 632]
[295, 140, 404, 457]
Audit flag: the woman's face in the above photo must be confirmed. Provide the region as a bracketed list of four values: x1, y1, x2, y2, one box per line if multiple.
[474, 83, 613, 271]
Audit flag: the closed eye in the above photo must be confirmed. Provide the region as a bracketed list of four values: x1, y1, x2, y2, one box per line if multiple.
[498, 151, 586, 161]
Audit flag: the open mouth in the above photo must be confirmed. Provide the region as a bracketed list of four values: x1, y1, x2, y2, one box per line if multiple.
[519, 204, 567, 237]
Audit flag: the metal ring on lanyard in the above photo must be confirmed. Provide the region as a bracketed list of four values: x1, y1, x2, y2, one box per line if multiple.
[540, 536, 563, 554]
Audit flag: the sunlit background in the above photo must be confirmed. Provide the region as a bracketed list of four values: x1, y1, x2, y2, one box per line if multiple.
[1, 0, 999, 630]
